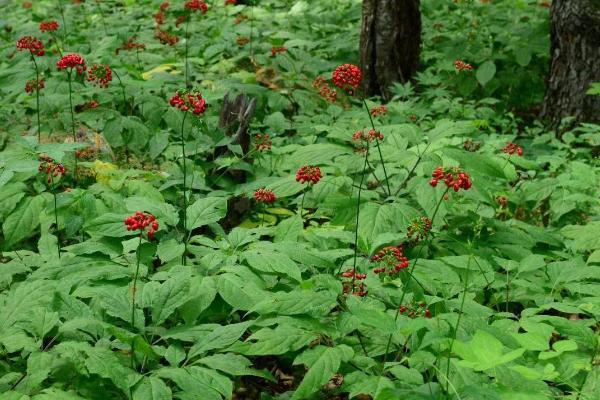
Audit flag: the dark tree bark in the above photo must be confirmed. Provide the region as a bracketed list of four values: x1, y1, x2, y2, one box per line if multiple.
[541, 0, 600, 126]
[360, 0, 421, 99]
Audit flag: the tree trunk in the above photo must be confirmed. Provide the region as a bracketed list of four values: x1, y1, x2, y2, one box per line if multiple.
[541, 0, 600, 126]
[360, 0, 421, 100]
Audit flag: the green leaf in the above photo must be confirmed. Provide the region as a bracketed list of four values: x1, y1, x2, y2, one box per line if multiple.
[188, 321, 252, 360]
[454, 330, 526, 371]
[244, 249, 302, 282]
[476, 61, 496, 86]
[250, 290, 337, 316]
[291, 345, 353, 400]
[197, 354, 275, 380]
[149, 273, 191, 325]
[2, 195, 45, 247]
[133, 377, 172, 400]
[186, 197, 227, 230]
[84, 213, 130, 238]
[231, 325, 317, 356]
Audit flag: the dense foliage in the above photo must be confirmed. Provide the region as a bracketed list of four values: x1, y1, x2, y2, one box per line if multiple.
[0, 1, 599, 399]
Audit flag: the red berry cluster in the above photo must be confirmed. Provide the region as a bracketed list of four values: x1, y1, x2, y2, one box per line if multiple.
[160, 1, 170, 11]
[372, 245, 409, 275]
[295, 165, 322, 185]
[75, 100, 99, 113]
[501, 142, 523, 156]
[169, 91, 208, 115]
[407, 216, 433, 242]
[236, 36, 250, 46]
[340, 269, 367, 297]
[38, 156, 66, 184]
[352, 129, 384, 143]
[23, 1, 32, 8]
[312, 77, 337, 103]
[254, 133, 272, 152]
[25, 79, 45, 94]
[155, 30, 179, 46]
[185, 0, 208, 13]
[124, 211, 160, 240]
[56, 53, 87, 75]
[75, 146, 98, 160]
[332, 64, 362, 93]
[87, 64, 112, 88]
[370, 105, 388, 117]
[254, 188, 276, 204]
[39, 21, 59, 33]
[399, 302, 431, 319]
[454, 60, 473, 71]
[176, 15, 187, 27]
[225, 0, 237, 5]
[430, 166, 472, 192]
[155, 11, 166, 25]
[16, 36, 45, 56]
[496, 195, 508, 208]
[115, 37, 146, 55]
[271, 46, 287, 57]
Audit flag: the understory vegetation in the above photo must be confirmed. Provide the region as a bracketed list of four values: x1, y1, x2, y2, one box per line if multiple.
[0, 1, 599, 399]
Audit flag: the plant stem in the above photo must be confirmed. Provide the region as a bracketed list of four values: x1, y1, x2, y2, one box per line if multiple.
[249, 4, 255, 61]
[94, 0, 108, 36]
[50, 176, 61, 258]
[57, 0, 68, 40]
[180, 112, 189, 266]
[299, 186, 307, 217]
[395, 142, 432, 196]
[380, 187, 449, 372]
[130, 233, 143, 370]
[350, 143, 370, 289]
[67, 71, 77, 183]
[443, 254, 471, 394]
[31, 55, 41, 142]
[184, 17, 190, 88]
[362, 98, 391, 196]
[112, 69, 129, 114]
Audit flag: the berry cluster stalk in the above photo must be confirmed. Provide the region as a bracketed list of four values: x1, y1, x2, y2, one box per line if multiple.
[130, 233, 143, 369]
[362, 99, 391, 196]
[180, 112, 189, 266]
[67, 71, 78, 182]
[350, 142, 370, 292]
[380, 187, 449, 372]
[30, 54, 41, 142]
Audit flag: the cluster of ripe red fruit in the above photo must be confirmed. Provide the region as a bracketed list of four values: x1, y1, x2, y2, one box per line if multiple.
[170, 91, 208, 115]
[399, 302, 431, 319]
[254, 188, 276, 204]
[340, 269, 367, 297]
[352, 129, 384, 143]
[38, 156, 66, 184]
[254, 133, 272, 152]
[39, 20, 59, 33]
[25, 79, 45, 94]
[124, 212, 160, 240]
[407, 216, 433, 242]
[56, 53, 87, 75]
[454, 60, 473, 71]
[372, 245, 409, 275]
[185, 0, 208, 13]
[87, 64, 112, 88]
[332, 63, 362, 93]
[501, 142, 523, 156]
[430, 166, 472, 192]
[16, 36, 45, 56]
[370, 105, 388, 117]
[295, 165, 322, 185]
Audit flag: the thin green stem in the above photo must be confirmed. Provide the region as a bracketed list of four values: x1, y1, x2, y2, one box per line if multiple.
[184, 17, 190, 88]
[57, 0, 68, 40]
[112, 69, 129, 114]
[249, 4, 255, 61]
[395, 142, 432, 196]
[350, 144, 370, 289]
[31, 55, 41, 142]
[50, 176, 60, 258]
[130, 233, 143, 370]
[444, 255, 472, 394]
[362, 99, 390, 196]
[380, 187, 449, 372]
[299, 186, 307, 217]
[67, 71, 77, 183]
[180, 112, 189, 266]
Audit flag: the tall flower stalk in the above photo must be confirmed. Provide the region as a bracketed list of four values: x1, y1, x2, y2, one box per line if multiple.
[57, 53, 87, 182]
[183, 0, 208, 87]
[124, 211, 159, 369]
[16, 36, 45, 142]
[169, 90, 208, 265]
[362, 99, 391, 196]
[39, 157, 66, 258]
